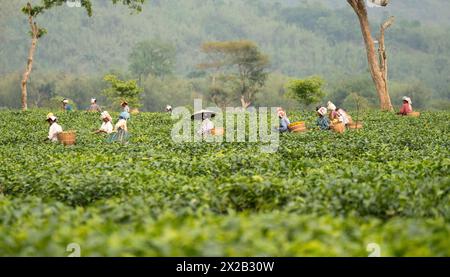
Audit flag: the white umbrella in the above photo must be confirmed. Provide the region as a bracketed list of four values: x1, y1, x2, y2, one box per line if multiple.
[191, 109, 216, 120]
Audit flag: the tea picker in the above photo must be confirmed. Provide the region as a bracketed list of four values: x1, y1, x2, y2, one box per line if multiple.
[62, 99, 73, 112]
[108, 111, 131, 144]
[88, 98, 102, 112]
[192, 110, 216, 135]
[316, 107, 331, 131]
[397, 96, 420, 117]
[45, 113, 63, 142]
[327, 101, 350, 126]
[275, 108, 291, 133]
[95, 111, 113, 134]
[121, 101, 130, 113]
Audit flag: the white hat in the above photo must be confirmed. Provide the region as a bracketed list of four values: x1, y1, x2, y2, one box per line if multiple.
[327, 101, 337, 111]
[317, 107, 327, 116]
[46, 114, 57, 121]
[46, 113, 57, 121]
[402, 96, 412, 104]
[166, 105, 172, 110]
[62, 99, 69, 104]
[101, 111, 111, 120]
[91, 98, 96, 104]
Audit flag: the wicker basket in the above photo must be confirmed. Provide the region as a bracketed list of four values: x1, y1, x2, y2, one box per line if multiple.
[331, 122, 346, 134]
[131, 109, 140, 115]
[347, 116, 353, 124]
[289, 122, 307, 133]
[407, 112, 421, 118]
[211, 128, 225, 136]
[57, 131, 76, 146]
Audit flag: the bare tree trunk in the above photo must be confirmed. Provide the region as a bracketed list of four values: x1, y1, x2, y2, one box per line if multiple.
[379, 16, 395, 108]
[21, 9, 39, 111]
[240, 96, 251, 109]
[347, 0, 394, 111]
[237, 64, 251, 109]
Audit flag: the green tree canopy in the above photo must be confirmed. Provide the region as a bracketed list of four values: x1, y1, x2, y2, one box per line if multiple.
[199, 40, 269, 108]
[102, 74, 143, 109]
[286, 76, 326, 107]
[129, 40, 176, 81]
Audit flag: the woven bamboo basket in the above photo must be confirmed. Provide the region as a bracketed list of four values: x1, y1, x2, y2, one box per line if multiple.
[407, 112, 421, 118]
[331, 122, 346, 134]
[131, 109, 140, 115]
[57, 131, 76, 146]
[289, 122, 307, 133]
[211, 128, 225, 136]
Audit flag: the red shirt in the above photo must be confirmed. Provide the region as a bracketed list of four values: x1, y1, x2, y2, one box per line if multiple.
[400, 103, 413, 115]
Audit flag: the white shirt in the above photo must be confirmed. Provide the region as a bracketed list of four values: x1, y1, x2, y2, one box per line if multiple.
[198, 118, 214, 135]
[337, 109, 350, 125]
[48, 123, 63, 142]
[115, 119, 128, 132]
[100, 121, 113, 134]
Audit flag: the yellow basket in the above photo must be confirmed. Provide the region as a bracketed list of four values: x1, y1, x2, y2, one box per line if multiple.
[288, 121, 307, 133]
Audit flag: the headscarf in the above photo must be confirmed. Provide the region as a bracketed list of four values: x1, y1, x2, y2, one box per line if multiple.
[277, 107, 286, 118]
[317, 107, 327, 116]
[62, 99, 69, 104]
[101, 111, 112, 121]
[327, 101, 337, 111]
[91, 98, 96, 104]
[402, 96, 413, 110]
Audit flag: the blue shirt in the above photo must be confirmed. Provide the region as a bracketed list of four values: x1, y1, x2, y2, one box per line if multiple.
[64, 105, 73, 112]
[278, 117, 291, 133]
[317, 116, 330, 130]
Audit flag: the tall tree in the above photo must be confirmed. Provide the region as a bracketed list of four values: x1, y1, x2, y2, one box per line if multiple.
[199, 40, 269, 109]
[129, 40, 176, 84]
[347, 0, 394, 111]
[102, 74, 143, 109]
[20, 0, 146, 111]
[286, 76, 326, 108]
[208, 75, 240, 109]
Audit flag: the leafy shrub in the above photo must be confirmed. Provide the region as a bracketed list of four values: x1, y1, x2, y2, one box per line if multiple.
[0, 110, 448, 256]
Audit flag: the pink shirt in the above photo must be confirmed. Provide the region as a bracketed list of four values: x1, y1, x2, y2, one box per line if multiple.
[400, 103, 412, 115]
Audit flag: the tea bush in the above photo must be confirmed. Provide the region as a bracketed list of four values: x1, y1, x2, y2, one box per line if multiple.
[0, 110, 449, 256]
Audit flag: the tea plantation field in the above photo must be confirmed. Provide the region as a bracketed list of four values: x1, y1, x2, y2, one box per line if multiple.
[0, 110, 449, 256]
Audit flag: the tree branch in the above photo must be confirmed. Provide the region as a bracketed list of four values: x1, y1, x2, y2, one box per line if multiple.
[381, 16, 395, 31]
